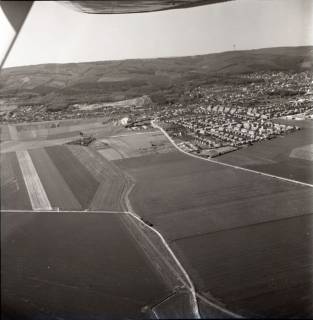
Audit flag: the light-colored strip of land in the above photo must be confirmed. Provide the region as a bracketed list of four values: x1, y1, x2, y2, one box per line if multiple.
[8, 125, 19, 141]
[1, 209, 125, 214]
[16, 150, 52, 210]
[0, 137, 79, 154]
[109, 131, 158, 138]
[151, 120, 313, 188]
[289, 144, 313, 161]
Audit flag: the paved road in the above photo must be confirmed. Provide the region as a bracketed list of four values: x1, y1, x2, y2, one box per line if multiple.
[151, 120, 313, 188]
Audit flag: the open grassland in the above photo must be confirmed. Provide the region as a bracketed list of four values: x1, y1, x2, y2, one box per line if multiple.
[0, 152, 32, 210]
[218, 120, 313, 184]
[1, 211, 171, 319]
[115, 150, 313, 317]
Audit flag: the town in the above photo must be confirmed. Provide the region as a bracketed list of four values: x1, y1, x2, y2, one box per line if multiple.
[1, 70, 312, 157]
[154, 70, 313, 157]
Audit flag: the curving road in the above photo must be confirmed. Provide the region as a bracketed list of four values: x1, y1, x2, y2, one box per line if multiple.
[151, 119, 313, 188]
[115, 142, 242, 319]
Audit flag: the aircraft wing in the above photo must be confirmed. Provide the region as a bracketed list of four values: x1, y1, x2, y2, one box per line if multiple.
[0, 0, 232, 69]
[59, 0, 232, 14]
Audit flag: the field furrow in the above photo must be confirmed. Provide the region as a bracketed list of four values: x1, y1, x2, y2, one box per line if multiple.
[67, 145, 110, 182]
[89, 179, 124, 211]
[116, 150, 313, 318]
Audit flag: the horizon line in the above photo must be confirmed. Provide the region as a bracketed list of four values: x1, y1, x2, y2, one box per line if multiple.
[3, 44, 313, 70]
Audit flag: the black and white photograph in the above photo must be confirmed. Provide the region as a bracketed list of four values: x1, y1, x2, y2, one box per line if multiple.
[0, 0, 312, 319]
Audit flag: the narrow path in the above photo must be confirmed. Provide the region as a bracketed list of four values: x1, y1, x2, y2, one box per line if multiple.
[151, 120, 313, 188]
[117, 151, 242, 319]
[4, 143, 243, 318]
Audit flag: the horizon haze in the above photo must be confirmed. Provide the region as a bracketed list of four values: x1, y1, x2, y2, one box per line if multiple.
[3, 0, 313, 68]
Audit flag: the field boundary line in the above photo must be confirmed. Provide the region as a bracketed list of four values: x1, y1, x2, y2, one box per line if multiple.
[16, 150, 52, 211]
[125, 210, 244, 318]
[109, 131, 158, 138]
[0, 206, 242, 318]
[151, 120, 313, 188]
[120, 169, 242, 318]
[0, 209, 125, 214]
[118, 168, 201, 318]
[124, 210, 201, 319]
[196, 293, 243, 318]
[172, 211, 313, 242]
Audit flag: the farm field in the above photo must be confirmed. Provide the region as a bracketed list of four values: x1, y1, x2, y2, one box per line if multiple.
[1, 118, 128, 143]
[29, 148, 82, 210]
[0, 152, 32, 210]
[175, 214, 313, 318]
[4, 123, 99, 141]
[115, 150, 313, 317]
[218, 120, 313, 184]
[98, 131, 174, 161]
[14, 117, 110, 131]
[45, 145, 100, 209]
[15, 150, 52, 210]
[0, 144, 126, 211]
[1, 211, 171, 319]
[0, 125, 10, 140]
[67, 145, 127, 211]
[290, 144, 313, 161]
[0, 137, 83, 154]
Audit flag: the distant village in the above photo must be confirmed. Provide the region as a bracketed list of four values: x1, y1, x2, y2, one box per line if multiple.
[1, 70, 312, 157]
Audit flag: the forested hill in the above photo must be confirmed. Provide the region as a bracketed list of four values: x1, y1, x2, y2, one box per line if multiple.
[1, 46, 312, 107]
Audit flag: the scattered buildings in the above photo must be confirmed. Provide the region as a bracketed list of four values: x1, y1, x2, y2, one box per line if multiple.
[1, 70, 312, 157]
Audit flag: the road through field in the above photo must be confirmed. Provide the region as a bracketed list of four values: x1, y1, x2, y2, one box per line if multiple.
[151, 120, 313, 188]
[16, 150, 52, 210]
[118, 163, 241, 319]
[1, 124, 242, 317]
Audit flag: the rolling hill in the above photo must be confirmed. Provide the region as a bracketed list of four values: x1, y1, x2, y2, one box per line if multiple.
[0, 46, 312, 108]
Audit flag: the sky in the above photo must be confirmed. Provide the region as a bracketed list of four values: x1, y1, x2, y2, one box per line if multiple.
[2, 0, 313, 68]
